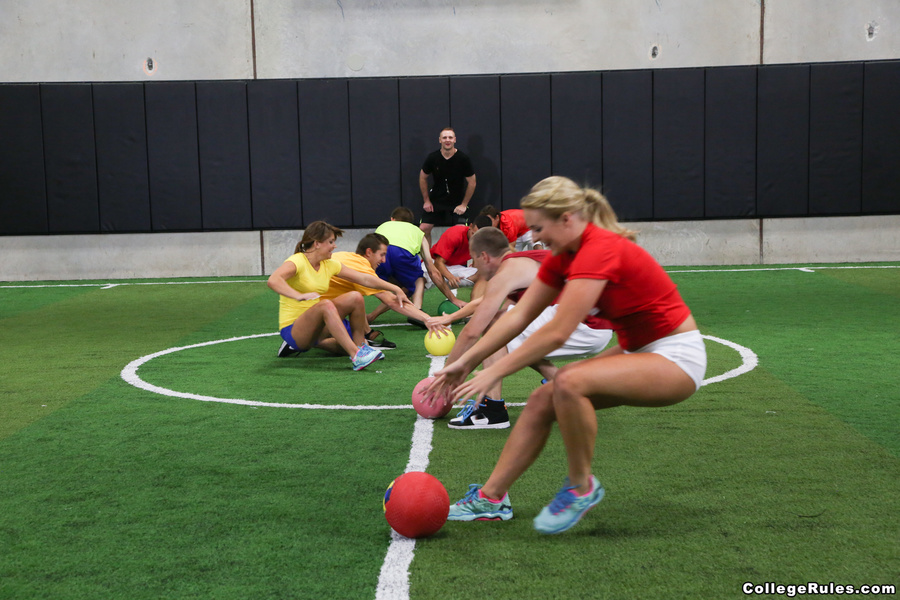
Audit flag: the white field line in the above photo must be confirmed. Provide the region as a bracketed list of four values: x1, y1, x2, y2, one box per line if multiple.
[3, 263, 898, 290]
[374, 354, 446, 600]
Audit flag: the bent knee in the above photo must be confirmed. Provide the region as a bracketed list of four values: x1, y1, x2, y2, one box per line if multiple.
[523, 384, 556, 418]
[552, 363, 590, 399]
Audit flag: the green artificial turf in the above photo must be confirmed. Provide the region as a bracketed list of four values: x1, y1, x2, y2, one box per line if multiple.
[1, 265, 897, 599]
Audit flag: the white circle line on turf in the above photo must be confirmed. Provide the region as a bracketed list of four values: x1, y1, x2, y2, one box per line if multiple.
[121, 334, 757, 408]
[120, 332, 411, 409]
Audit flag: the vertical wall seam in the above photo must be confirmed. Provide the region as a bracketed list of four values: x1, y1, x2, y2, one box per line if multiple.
[296, 81, 304, 226]
[259, 230, 266, 275]
[143, 83, 154, 231]
[195, 83, 204, 230]
[250, 0, 258, 80]
[759, 0, 766, 65]
[91, 84, 101, 232]
[38, 85, 50, 233]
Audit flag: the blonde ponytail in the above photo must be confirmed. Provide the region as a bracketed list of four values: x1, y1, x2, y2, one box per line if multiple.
[521, 176, 637, 242]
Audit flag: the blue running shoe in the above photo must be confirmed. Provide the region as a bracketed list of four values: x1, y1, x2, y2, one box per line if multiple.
[533, 475, 604, 534]
[448, 484, 513, 521]
[351, 345, 384, 371]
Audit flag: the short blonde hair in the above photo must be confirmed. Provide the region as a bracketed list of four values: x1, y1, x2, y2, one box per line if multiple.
[520, 176, 637, 242]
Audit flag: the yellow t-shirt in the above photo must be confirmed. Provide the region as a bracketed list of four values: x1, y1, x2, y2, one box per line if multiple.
[278, 253, 343, 330]
[321, 252, 381, 300]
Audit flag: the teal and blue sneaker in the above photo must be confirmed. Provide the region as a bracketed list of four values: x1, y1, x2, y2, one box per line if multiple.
[351, 344, 384, 371]
[448, 484, 513, 521]
[533, 475, 604, 534]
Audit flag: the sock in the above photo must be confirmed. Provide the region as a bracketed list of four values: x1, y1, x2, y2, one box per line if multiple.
[573, 478, 595, 497]
[478, 489, 503, 503]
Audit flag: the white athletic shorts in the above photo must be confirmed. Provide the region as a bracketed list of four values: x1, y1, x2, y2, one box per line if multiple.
[423, 263, 478, 288]
[625, 330, 707, 391]
[514, 230, 535, 251]
[506, 305, 613, 358]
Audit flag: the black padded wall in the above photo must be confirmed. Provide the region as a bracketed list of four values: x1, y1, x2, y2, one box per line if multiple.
[399, 77, 450, 212]
[93, 83, 151, 232]
[41, 84, 100, 233]
[862, 61, 900, 214]
[298, 79, 352, 225]
[653, 68, 705, 220]
[0, 84, 46, 234]
[551, 72, 603, 189]
[145, 82, 202, 231]
[248, 80, 302, 229]
[757, 64, 810, 217]
[705, 67, 757, 218]
[348, 78, 401, 227]
[602, 70, 653, 220]
[500, 74, 552, 210]
[450, 76, 502, 212]
[809, 63, 864, 216]
[197, 81, 253, 230]
[2, 60, 899, 238]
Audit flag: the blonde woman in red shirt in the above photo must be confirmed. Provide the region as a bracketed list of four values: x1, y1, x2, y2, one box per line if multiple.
[430, 176, 706, 534]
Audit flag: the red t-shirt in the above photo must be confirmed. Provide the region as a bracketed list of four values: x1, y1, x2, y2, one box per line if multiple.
[498, 210, 529, 243]
[431, 225, 471, 266]
[537, 223, 690, 351]
[502, 250, 610, 331]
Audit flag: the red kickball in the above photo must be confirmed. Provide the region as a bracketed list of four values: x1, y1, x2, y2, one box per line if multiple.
[383, 471, 450, 538]
[412, 376, 453, 419]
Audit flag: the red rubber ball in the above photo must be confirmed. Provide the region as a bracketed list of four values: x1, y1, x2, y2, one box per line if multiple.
[383, 472, 450, 538]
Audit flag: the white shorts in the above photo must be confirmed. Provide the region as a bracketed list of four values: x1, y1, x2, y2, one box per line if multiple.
[514, 230, 535, 251]
[423, 263, 477, 288]
[506, 305, 613, 358]
[625, 330, 707, 391]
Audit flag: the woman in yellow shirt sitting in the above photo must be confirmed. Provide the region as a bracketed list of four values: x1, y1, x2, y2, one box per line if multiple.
[267, 221, 409, 371]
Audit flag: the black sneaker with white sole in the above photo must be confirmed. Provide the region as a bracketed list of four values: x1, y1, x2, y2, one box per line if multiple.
[365, 329, 396, 349]
[448, 398, 510, 429]
[277, 341, 301, 358]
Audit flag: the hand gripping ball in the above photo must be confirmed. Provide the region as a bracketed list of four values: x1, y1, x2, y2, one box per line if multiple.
[412, 376, 453, 419]
[424, 329, 455, 356]
[383, 471, 450, 538]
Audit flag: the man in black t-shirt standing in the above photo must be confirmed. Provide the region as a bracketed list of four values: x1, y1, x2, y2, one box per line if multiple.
[418, 127, 477, 246]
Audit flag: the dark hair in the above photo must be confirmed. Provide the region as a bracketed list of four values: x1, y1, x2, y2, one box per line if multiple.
[294, 221, 344, 253]
[356, 232, 389, 256]
[472, 214, 494, 230]
[478, 204, 500, 218]
[469, 227, 511, 258]
[390, 206, 416, 224]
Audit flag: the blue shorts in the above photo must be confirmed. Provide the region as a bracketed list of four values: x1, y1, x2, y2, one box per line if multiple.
[376, 245, 423, 294]
[280, 319, 352, 351]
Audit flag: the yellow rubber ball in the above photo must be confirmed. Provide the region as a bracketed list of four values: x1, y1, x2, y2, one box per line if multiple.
[424, 330, 455, 356]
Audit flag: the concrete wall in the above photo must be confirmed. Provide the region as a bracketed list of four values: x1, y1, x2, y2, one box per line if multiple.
[3, 217, 898, 282]
[3, 1, 899, 83]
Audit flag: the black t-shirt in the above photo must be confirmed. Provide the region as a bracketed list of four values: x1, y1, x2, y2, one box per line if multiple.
[421, 150, 475, 208]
